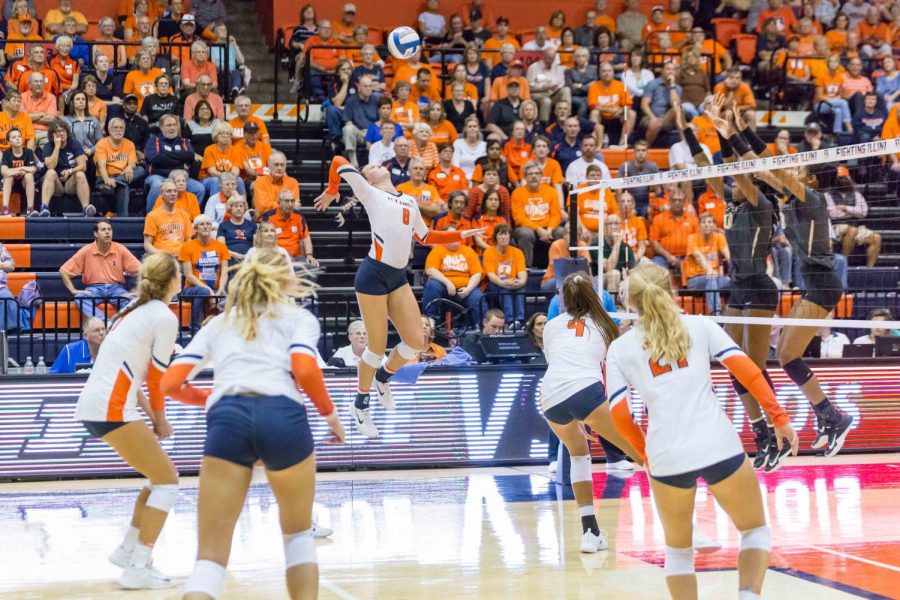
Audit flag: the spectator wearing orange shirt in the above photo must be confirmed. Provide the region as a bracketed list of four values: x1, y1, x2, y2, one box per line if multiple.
[0, 90, 36, 152]
[588, 62, 635, 147]
[427, 144, 468, 200]
[489, 60, 531, 102]
[541, 221, 592, 290]
[236, 122, 272, 187]
[569, 164, 618, 235]
[642, 6, 671, 53]
[123, 50, 163, 110]
[696, 186, 727, 229]
[502, 122, 534, 180]
[423, 102, 459, 146]
[50, 36, 81, 102]
[409, 123, 440, 171]
[511, 161, 563, 268]
[471, 189, 509, 253]
[93, 16, 127, 69]
[815, 54, 854, 133]
[180, 41, 219, 96]
[482, 223, 527, 323]
[391, 81, 420, 135]
[713, 68, 757, 130]
[151, 169, 202, 220]
[857, 6, 892, 58]
[423, 227, 484, 326]
[94, 117, 143, 216]
[433, 192, 476, 243]
[230, 95, 271, 145]
[303, 20, 344, 102]
[4, 16, 41, 63]
[263, 189, 318, 264]
[757, 0, 797, 34]
[649, 187, 699, 275]
[513, 135, 563, 195]
[11, 45, 62, 98]
[252, 151, 299, 216]
[767, 129, 799, 156]
[179, 213, 231, 331]
[684, 213, 730, 314]
[841, 56, 874, 101]
[398, 156, 445, 227]
[22, 73, 58, 146]
[482, 17, 521, 66]
[144, 180, 195, 256]
[200, 122, 247, 197]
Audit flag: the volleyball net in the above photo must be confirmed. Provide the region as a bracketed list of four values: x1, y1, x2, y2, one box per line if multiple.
[567, 136, 900, 336]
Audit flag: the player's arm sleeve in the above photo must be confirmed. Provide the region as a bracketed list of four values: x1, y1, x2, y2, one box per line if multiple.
[159, 320, 213, 407]
[706, 320, 789, 427]
[325, 156, 374, 209]
[145, 311, 181, 411]
[290, 313, 335, 417]
[606, 350, 647, 463]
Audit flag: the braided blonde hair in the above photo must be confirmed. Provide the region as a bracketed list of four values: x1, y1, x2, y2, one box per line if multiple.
[112, 253, 178, 325]
[626, 264, 691, 364]
[223, 249, 317, 341]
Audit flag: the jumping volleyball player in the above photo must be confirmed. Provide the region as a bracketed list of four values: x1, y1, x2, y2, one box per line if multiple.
[676, 95, 790, 471]
[540, 273, 645, 553]
[160, 250, 346, 600]
[607, 264, 798, 600]
[314, 156, 484, 437]
[723, 114, 854, 457]
[73, 253, 181, 589]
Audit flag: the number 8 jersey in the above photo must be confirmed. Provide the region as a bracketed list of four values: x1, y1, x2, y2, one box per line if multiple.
[540, 313, 610, 414]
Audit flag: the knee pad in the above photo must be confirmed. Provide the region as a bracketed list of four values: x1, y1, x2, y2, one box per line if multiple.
[782, 358, 813, 387]
[665, 545, 695, 576]
[729, 372, 748, 395]
[761, 370, 775, 392]
[396, 342, 420, 361]
[184, 559, 226, 599]
[145, 483, 178, 512]
[740, 524, 771, 553]
[570, 455, 593, 484]
[361, 347, 383, 369]
[284, 529, 316, 568]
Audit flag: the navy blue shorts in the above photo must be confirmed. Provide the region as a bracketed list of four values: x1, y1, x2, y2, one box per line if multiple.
[204, 395, 314, 471]
[651, 452, 746, 489]
[82, 420, 129, 438]
[354, 256, 409, 296]
[543, 382, 607, 425]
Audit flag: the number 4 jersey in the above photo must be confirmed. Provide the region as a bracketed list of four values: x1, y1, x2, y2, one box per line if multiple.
[605, 314, 746, 477]
[540, 312, 611, 413]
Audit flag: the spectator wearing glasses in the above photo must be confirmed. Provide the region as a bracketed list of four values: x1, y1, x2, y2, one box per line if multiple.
[183, 74, 226, 121]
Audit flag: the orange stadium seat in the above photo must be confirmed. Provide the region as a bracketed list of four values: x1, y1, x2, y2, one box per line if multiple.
[32, 302, 84, 330]
[733, 33, 758, 65]
[647, 149, 670, 170]
[677, 294, 708, 315]
[711, 18, 742, 48]
[6, 244, 30, 268]
[0, 217, 26, 240]
[6, 272, 35, 296]
[601, 148, 634, 171]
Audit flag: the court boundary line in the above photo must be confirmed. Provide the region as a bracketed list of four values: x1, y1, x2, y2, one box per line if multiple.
[321, 579, 361, 600]
[798, 544, 900, 573]
[769, 566, 895, 600]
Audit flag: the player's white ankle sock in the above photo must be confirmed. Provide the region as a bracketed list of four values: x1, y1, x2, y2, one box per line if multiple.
[738, 590, 760, 600]
[130, 543, 153, 568]
[122, 526, 140, 551]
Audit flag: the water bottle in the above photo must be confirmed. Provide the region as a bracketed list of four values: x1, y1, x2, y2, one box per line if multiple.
[23, 356, 34, 375]
[36, 356, 47, 375]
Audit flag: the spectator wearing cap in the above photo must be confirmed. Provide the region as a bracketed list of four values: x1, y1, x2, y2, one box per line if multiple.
[482, 17, 520, 66]
[183, 73, 226, 121]
[486, 76, 524, 140]
[334, 3, 359, 44]
[526, 47, 569, 122]
[120, 93, 150, 161]
[489, 60, 531, 104]
[168, 13, 203, 68]
[193, 0, 227, 31]
[329, 319, 368, 367]
[464, 9, 492, 46]
[642, 6, 671, 53]
[235, 120, 271, 188]
[462, 0, 494, 27]
[5, 15, 41, 62]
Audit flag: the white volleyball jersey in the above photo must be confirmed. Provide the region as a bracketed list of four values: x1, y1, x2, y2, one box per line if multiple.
[540, 312, 610, 412]
[168, 304, 322, 410]
[605, 315, 746, 477]
[336, 162, 432, 269]
[75, 300, 178, 422]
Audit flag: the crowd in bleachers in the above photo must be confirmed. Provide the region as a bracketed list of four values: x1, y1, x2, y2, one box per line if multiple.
[292, 0, 900, 324]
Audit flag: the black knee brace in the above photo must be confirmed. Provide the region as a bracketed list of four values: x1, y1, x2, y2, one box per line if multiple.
[782, 358, 813, 387]
[729, 372, 748, 395]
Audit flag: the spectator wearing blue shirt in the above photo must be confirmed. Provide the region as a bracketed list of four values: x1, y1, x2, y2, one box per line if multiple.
[54, 19, 90, 67]
[216, 195, 256, 263]
[364, 97, 404, 146]
[852, 91, 887, 143]
[350, 45, 386, 93]
[383, 136, 412, 186]
[49, 318, 107, 373]
[342, 75, 380, 167]
[640, 61, 681, 146]
[551, 116, 593, 173]
[547, 286, 617, 321]
[41, 119, 95, 216]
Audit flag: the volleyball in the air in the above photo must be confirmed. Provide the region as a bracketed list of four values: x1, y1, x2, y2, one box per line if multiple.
[388, 26, 420, 60]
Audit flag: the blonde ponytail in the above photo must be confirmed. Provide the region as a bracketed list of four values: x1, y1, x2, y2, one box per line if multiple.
[223, 249, 318, 341]
[626, 264, 691, 364]
[112, 253, 178, 325]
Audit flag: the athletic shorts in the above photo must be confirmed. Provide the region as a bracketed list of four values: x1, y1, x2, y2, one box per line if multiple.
[726, 273, 778, 312]
[651, 452, 746, 489]
[354, 256, 409, 296]
[82, 420, 129, 438]
[543, 381, 607, 426]
[800, 265, 842, 312]
[204, 395, 314, 471]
